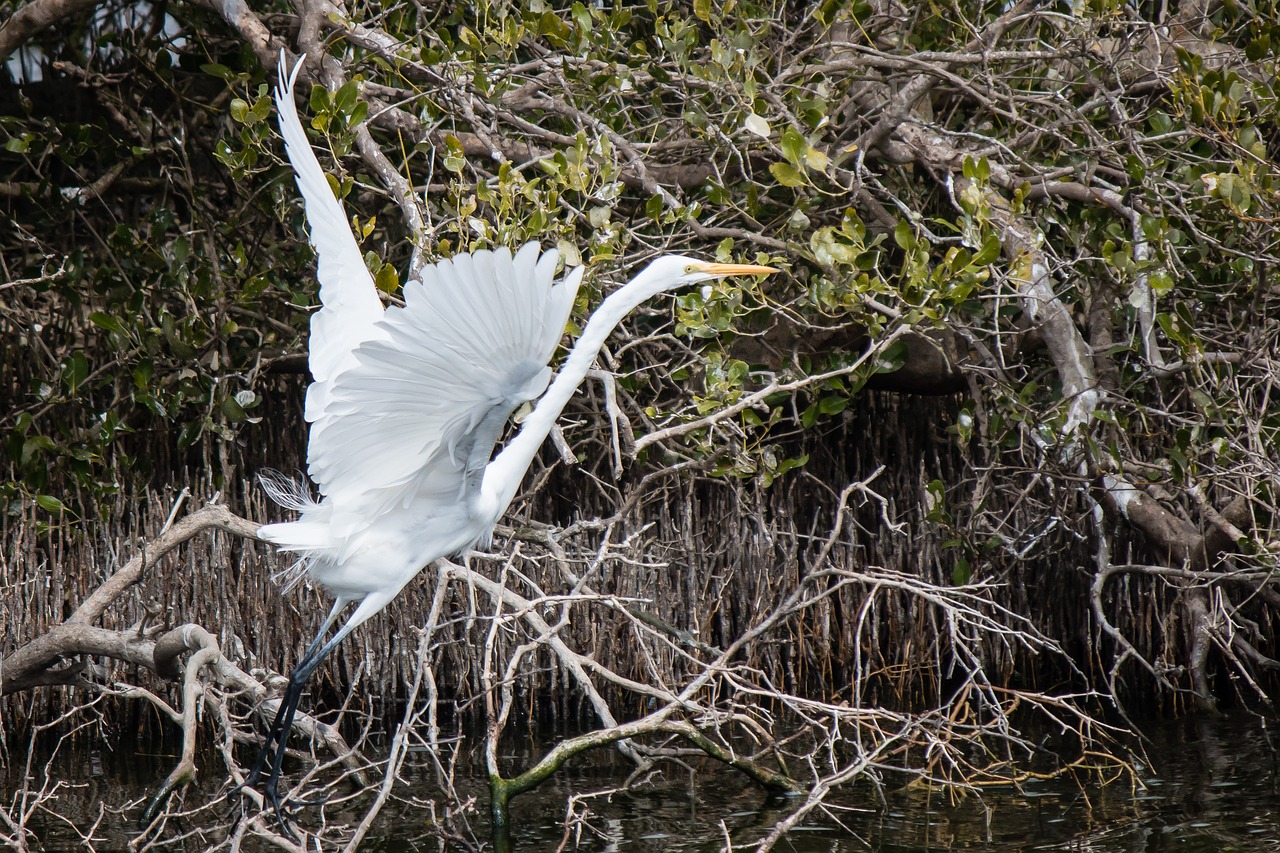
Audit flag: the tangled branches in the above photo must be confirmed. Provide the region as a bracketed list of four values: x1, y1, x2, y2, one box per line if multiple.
[2, 470, 1123, 848]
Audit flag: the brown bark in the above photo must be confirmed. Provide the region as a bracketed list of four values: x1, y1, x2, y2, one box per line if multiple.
[0, 0, 99, 61]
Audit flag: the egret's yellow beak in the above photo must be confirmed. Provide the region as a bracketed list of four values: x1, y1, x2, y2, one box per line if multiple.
[692, 262, 779, 276]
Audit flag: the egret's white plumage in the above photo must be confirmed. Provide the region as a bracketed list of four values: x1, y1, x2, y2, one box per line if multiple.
[245, 56, 776, 827]
[262, 60, 583, 629]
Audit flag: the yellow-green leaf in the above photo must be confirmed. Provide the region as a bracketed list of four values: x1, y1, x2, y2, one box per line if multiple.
[769, 162, 805, 187]
[375, 263, 399, 294]
[804, 147, 829, 172]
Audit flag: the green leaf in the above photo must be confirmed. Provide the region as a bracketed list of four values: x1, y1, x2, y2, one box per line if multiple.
[200, 63, 235, 81]
[893, 219, 914, 250]
[818, 395, 847, 415]
[971, 233, 1001, 266]
[1156, 313, 1187, 347]
[177, 419, 205, 449]
[324, 173, 342, 199]
[1226, 178, 1250, 213]
[36, 495, 66, 514]
[1126, 155, 1146, 183]
[876, 339, 908, 373]
[444, 134, 467, 175]
[769, 162, 805, 187]
[230, 99, 250, 123]
[693, 0, 711, 22]
[309, 83, 328, 113]
[64, 351, 89, 392]
[22, 435, 56, 465]
[88, 312, 125, 334]
[250, 96, 272, 123]
[334, 80, 359, 115]
[537, 10, 569, 39]
[780, 127, 806, 166]
[221, 395, 247, 423]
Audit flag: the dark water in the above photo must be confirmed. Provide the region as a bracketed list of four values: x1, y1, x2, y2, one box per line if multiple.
[7, 713, 1280, 850]
[376, 713, 1280, 851]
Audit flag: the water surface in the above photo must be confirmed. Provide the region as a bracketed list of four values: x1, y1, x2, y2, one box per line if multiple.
[7, 712, 1279, 850]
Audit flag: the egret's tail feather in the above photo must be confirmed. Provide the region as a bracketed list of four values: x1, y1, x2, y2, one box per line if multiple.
[258, 469, 320, 512]
[258, 470, 322, 592]
[271, 555, 310, 593]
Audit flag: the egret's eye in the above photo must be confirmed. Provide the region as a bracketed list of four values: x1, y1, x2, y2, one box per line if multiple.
[684, 264, 697, 274]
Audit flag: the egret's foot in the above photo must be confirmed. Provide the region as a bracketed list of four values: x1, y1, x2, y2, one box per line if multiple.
[288, 791, 331, 809]
[226, 760, 268, 813]
[231, 736, 275, 799]
[228, 761, 304, 841]
[223, 784, 301, 843]
[263, 779, 301, 842]
[227, 770, 259, 802]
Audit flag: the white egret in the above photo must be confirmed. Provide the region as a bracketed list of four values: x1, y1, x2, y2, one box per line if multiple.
[245, 56, 776, 826]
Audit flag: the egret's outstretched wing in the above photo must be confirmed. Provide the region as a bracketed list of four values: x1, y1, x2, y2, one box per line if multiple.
[275, 56, 385, 422]
[308, 243, 584, 537]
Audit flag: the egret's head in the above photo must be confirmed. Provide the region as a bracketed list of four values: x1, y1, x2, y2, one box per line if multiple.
[674, 256, 778, 285]
[631, 254, 778, 299]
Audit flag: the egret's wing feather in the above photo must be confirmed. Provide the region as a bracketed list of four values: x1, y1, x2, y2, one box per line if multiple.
[275, 58, 385, 421]
[306, 243, 583, 535]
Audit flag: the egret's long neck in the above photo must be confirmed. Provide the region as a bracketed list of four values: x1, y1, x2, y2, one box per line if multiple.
[477, 270, 668, 520]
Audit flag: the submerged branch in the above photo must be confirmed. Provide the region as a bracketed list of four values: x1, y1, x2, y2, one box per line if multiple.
[489, 717, 801, 827]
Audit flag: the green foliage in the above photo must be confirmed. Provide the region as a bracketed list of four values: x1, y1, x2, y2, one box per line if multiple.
[0, 44, 318, 517]
[2, 0, 1278, 523]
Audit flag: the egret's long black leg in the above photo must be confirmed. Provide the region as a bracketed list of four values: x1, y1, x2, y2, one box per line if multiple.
[236, 599, 347, 836]
[235, 642, 338, 839]
[242, 601, 343, 785]
[258, 625, 359, 835]
[259, 650, 330, 836]
[238, 591, 390, 837]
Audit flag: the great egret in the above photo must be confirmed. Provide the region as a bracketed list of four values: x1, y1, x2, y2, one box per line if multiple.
[244, 56, 777, 826]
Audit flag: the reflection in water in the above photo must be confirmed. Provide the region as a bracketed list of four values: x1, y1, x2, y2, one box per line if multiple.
[7, 713, 1279, 850]
[842, 713, 1280, 853]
